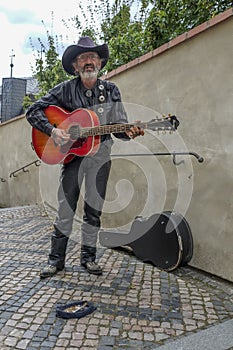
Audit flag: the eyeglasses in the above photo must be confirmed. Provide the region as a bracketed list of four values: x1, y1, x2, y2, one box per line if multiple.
[77, 53, 100, 61]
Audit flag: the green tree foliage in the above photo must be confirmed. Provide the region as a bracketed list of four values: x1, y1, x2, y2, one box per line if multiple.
[61, 0, 151, 72]
[35, 34, 69, 94]
[26, 0, 232, 102]
[144, 0, 232, 49]
[23, 20, 70, 109]
[101, 2, 150, 71]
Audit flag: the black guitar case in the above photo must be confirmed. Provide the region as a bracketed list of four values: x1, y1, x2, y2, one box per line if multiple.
[99, 211, 193, 271]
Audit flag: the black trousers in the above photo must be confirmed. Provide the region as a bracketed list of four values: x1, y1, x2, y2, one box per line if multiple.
[48, 154, 112, 268]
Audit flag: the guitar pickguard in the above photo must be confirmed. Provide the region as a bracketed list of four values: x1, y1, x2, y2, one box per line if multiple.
[60, 138, 87, 154]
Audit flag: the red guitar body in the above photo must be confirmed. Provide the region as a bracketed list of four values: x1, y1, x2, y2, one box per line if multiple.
[32, 105, 178, 165]
[32, 106, 101, 165]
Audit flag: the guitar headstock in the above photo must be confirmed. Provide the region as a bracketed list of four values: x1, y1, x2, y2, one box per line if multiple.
[147, 114, 179, 132]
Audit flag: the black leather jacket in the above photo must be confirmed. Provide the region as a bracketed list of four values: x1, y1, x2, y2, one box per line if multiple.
[26, 77, 130, 144]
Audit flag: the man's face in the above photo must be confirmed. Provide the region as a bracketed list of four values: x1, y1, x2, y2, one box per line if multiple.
[73, 51, 102, 79]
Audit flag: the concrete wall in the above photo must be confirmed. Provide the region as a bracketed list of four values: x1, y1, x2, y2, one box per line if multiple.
[0, 116, 42, 206]
[0, 10, 232, 281]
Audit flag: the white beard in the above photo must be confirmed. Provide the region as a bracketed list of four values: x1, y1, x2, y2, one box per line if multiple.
[79, 67, 99, 80]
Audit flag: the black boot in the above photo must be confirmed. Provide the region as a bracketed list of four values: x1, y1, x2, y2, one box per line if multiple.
[40, 265, 60, 279]
[81, 245, 102, 275]
[40, 233, 68, 278]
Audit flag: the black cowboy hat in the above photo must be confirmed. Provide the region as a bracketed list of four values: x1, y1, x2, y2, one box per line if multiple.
[62, 36, 109, 75]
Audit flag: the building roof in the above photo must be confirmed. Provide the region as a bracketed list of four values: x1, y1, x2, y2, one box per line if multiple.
[0, 77, 39, 96]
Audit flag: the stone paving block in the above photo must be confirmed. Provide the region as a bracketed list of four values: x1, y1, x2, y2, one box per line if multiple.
[0, 205, 232, 349]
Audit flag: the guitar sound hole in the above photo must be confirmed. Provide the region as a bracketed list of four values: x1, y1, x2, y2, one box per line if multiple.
[69, 125, 81, 140]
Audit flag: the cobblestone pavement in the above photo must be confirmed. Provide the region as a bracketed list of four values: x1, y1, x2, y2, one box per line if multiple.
[0, 205, 232, 350]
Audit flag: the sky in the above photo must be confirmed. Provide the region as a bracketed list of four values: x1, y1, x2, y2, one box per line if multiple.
[0, 0, 81, 84]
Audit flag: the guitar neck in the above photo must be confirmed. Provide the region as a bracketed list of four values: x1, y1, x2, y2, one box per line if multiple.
[80, 122, 147, 137]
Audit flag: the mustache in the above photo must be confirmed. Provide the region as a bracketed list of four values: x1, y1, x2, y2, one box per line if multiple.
[81, 64, 95, 71]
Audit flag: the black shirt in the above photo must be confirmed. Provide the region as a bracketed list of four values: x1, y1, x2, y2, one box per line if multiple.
[26, 77, 130, 144]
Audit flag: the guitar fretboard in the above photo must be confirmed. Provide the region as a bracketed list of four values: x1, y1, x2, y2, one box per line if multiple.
[80, 123, 148, 137]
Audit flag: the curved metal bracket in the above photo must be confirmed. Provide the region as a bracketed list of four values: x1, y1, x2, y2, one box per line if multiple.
[172, 154, 184, 166]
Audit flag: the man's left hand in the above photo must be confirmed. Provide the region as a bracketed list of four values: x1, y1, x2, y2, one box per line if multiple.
[126, 122, 145, 139]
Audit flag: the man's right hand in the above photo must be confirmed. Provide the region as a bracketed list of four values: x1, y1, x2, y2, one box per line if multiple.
[51, 128, 70, 145]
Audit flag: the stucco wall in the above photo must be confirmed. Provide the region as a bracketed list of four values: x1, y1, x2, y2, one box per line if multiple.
[0, 116, 41, 206]
[0, 11, 232, 281]
[103, 14, 233, 282]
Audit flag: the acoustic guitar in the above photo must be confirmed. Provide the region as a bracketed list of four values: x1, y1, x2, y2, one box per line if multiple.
[32, 105, 178, 165]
